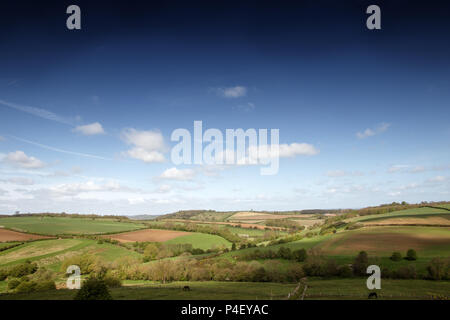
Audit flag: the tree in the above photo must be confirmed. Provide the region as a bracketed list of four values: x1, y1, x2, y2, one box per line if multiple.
[406, 249, 417, 261]
[426, 258, 449, 280]
[390, 252, 402, 261]
[353, 251, 369, 276]
[144, 243, 159, 260]
[231, 243, 236, 251]
[293, 249, 307, 262]
[74, 277, 113, 300]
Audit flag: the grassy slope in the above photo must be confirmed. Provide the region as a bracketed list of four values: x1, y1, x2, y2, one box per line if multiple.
[0, 242, 21, 249]
[164, 233, 231, 250]
[0, 216, 145, 235]
[0, 239, 142, 268]
[350, 207, 450, 223]
[0, 279, 448, 300]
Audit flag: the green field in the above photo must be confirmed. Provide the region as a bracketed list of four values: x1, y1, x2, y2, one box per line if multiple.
[0, 238, 142, 268]
[0, 279, 448, 300]
[0, 216, 145, 235]
[164, 233, 231, 250]
[0, 242, 21, 249]
[351, 207, 450, 223]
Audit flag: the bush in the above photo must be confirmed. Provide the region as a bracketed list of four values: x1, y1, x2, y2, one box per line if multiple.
[352, 251, 369, 276]
[15, 280, 37, 293]
[7, 278, 21, 290]
[8, 261, 38, 278]
[338, 265, 353, 278]
[427, 258, 449, 280]
[103, 275, 122, 288]
[292, 249, 307, 262]
[35, 280, 56, 291]
[390, 252, 402, 261]
[393, 265, 417, 279]
[405, 249, 417, 261]
[74, 277, 113, 300]
[0, 269, 8, 281]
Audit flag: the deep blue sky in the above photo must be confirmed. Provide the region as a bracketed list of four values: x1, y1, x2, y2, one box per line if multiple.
[0, 1, 449, 214]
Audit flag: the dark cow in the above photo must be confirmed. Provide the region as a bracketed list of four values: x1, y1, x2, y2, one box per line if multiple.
[183, 286, 191, 291]
[368, 292, 378, 299]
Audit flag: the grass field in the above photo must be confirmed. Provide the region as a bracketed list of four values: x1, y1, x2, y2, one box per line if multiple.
[0, 279, 448, 300]
[0, 242, 21, 249]
[0, 216, 145, 235]
[0, 238, 142, 268]
[164, 233, 232, 250]
[351, 207, 450, 223]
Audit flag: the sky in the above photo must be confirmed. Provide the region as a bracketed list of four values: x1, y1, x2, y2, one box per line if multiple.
[0, 0, 449, 215]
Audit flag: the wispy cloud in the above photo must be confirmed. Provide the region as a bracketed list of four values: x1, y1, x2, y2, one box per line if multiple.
[356, 122, 390, 139]
[157, 167, 196, 181]
[214, 86, 247, 98]
[9, 135, 111, 160]
[73, 122, 105, 135]
[0, 99, 75, 126]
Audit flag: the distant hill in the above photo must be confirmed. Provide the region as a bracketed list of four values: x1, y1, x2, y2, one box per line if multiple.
[129, 215, 160, 220]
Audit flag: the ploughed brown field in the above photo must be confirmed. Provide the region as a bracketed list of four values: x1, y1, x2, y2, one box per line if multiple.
[0, 228, 50, 242]
[102, 228, 190, 243]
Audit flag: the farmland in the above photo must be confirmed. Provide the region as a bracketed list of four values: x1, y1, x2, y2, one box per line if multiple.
[0, 216, 145, 235]
[0, 203, 448, 300]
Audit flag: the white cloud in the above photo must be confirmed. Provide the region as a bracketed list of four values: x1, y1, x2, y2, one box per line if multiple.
[215, 86, 247, 98]
[73, 122, 105, 135]
[3, 151, 46, 169]
[122, 128, 166, 163]
[155, 184, 172, 193]
[49, 180, 123, 196]
[158, 167, 196, 181]
[326, 170, 347, 177]
[356, 122, 390, 139]
[426, 175, 446, 183]
[0, 177, 35, 185]
[388, 164, 410, 173]
[278, 143, 319, 157]
[235, 102, 255, 112]
[410, 166, 425, 173]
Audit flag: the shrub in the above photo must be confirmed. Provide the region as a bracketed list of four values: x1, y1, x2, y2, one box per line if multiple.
[393, 265, 417, 279]
[352, 251, 369, 276]
[405, 249, 417, 261]
[338, 265, 353, 278]
[390, 252, 402, 261]
[7, 278, 21, 290]
[0, 269, 8, 281]
[35, 280, 56, 291]
[427, 258, 449, 280]
[15, 280, 37, 293]
[103, 275, 122, 288]
[292, 249, 307, 262]
[74, 277, 113, 300]
[8, 261, 38, 278]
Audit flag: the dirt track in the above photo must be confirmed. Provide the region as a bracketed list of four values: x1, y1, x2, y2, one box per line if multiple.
[102, 229, 190, 243]
[0, 228, 50, 242]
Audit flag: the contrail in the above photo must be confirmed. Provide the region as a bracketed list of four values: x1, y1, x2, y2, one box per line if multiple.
[9, 135, 111, 160]
[0, 99, 75, 126]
